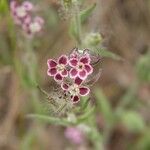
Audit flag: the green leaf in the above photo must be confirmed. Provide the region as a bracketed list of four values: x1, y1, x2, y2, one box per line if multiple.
[69, 17, 78, 41]
[97, 48, 123, 61]
[94, 88, 112, 121]
[80, 3, 96, 23]
[27, 114, 73, 126]
[121, 111, 145, 132]
[77, 106, 95, 123]
[80, 96, 90, 110]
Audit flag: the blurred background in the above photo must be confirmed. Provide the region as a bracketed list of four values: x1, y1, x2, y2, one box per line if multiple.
[0, 0, 150, 150]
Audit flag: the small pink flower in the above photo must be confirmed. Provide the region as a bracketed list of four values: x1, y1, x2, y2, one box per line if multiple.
[61, 77, 90, 103]
[47, 55, 68, 82]
[69, 54, 93, 80]
[10, 1, 33, 25]
[65, 127, 84, 144]
[23, 16, 44, 36]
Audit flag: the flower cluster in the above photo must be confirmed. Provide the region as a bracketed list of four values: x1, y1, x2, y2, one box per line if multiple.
[10, 1, 44, 36]
[47, 49, 94, 103]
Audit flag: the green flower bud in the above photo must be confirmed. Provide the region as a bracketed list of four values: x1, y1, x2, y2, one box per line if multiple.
[83, 32, 102, 47]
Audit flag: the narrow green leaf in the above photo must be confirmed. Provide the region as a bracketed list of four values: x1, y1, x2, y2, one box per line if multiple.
[97, 48, 123, 61]
[77, 107, 95, 123]
[69, 18, 78, 40]
[121, 111, 145, 132]
[27, 114, 73, 126]
[80, 3, 96, 23]
[94, 88, 112, 121]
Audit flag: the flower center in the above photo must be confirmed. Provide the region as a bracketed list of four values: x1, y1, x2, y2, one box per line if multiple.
[29, 22, 41, 33]
[77, 62, 84, 70]
[69, 84, 79, 96]
[57, 64, 65, 72]
[16, 7, 26, 17]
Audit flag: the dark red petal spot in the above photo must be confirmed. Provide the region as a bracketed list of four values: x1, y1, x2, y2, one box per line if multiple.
[47, 59, 57, 68]
[79, 87, 90, 96]
[58, 55, 68, 65]
[79, 70, 87, 79]
[69, 68, 78, 78]
[47, 68, 57, 76]
[75, 77, 83, 85]
[72, 95, 80, 103]
[84, 64, 93, 74]
[54, 73, 63, 81]
[79, 56, 90, 64]
[69, 58, 78, 67]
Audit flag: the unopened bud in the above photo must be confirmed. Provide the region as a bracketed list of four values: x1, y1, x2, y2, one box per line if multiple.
[84, 32, 102, 47]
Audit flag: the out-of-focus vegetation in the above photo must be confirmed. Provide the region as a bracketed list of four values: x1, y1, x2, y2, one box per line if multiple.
[0, 0, 150, 150]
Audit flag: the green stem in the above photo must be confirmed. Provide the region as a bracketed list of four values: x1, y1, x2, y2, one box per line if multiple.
[24, 38, 42, 113]
[74, 1, 82, 46]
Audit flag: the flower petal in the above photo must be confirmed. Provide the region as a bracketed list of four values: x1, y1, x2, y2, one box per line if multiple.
[79, 87, 90, 96]
[47, 68, 57, 76]
[75, 77, 83, 85]
[61, 82, 69, 90]
[24, 15, 31, 24]
[54, 73, 63, 81]
[79, 56, 90, 64]
[69, 68, 78, 78]
[69, 58, 78, 67]
[71, 95, 80, 103]
[47, 59, 57, 68]
[58, 55, 68, 65]
[78, 70, 87, 80]
[22, 1, 33, 11]
[69, 48, 78, 59]
[84, 64, 93, 74]
[10, 1, 17, 11]
[61, 69, 68, 77]
[34, 16, 44, 25]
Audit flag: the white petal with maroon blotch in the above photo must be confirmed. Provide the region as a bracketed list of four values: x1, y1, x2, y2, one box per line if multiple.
[54, 73, 63, 82]
[58, 55, 68, 65]
[74, 77, 83, 85]
[47, 59, 57, 68]
[78, 70, 87, 80]
[69, 68, 78, 78]
[61, 82, 69, 90]
[60, 69, 68, 77]
[79, 56, 90, 64]
[47, 68, 57, 76]
[84, 64, 93, 74]
[79, 87, 90, 96]
[69, 58, 78, 67]
[71, 95, 80, 103]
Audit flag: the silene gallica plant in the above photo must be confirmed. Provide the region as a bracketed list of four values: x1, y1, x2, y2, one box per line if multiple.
[1, 0, 146, 149]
